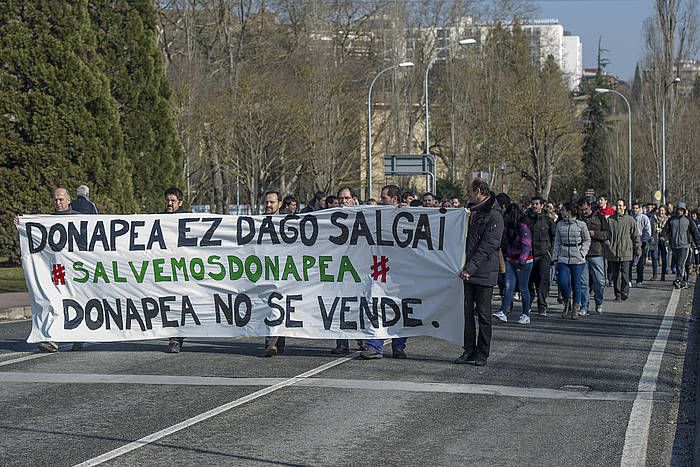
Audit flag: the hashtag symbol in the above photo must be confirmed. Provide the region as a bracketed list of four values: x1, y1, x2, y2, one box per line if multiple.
[370, 255, 390, 282]
[51, 264, 66, 285]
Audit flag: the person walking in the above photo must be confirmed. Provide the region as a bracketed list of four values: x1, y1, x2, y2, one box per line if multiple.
[691, 210, 700, 275]
[526, 196, 556, 316]
[578, 198, 609, 315]
[552, 203, 591, 319]
[654, 206, 670, 281]
[607, 199, 641, 301]
[492, 203, 534, 325]
[630, 202, 652, 287]
[454, 178, 503, 366]
[662, 202, 700, 289]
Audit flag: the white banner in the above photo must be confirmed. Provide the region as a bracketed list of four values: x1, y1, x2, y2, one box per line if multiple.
[18, 207, 467, 344]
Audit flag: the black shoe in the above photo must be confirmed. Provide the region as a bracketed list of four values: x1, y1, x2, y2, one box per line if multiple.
[621, 295, 628, 301]
[331, 347, 349, 355]
[71, 342, 83, 351]
[614, 296, 621, 302]
[263, 346, 277, 358]
[473, 356, 488, 366]
[392, 348, 407, 359]
[454, 351, 476, 365]
[356, 340, 368, 351]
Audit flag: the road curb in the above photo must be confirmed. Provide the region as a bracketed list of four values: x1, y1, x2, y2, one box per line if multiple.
[694, 278, 700, 466]
[0, 306, 31, 321]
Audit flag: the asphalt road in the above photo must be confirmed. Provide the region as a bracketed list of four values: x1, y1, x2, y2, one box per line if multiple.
[0, 277, 696, 466]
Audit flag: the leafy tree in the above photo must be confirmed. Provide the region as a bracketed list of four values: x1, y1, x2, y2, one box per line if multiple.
[89, 1, 183, 212]
[0, 1, 134, 261]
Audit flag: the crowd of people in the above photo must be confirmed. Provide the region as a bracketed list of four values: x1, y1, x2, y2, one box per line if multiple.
[25, 180, 700, 367]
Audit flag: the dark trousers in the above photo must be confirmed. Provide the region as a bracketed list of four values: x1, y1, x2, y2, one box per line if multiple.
[633, 242, 648, 283]
[610, 260, 631, 299]
[528, 255, 551, 313]
[659, 241, 669, 278]
[463, 283, 494, 358]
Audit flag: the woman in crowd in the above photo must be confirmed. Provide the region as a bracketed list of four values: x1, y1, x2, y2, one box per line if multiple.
[552, 202, 591, 319]
[654, 205, 670, 280]
[492, 203, 533, 325]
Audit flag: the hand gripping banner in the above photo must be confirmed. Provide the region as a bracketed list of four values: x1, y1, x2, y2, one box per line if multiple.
[18, 206, 467, 344]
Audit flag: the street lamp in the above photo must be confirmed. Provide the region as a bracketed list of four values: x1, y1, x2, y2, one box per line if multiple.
[661, 77, 681, 205]
[367, 61, 414, 199]
[595, 88, 632, 207]
[424, 38, 476, 192]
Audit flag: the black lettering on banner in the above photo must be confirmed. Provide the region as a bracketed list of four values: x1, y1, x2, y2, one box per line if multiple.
[392, 212, 414, 248]
[265, 292, 285, 326]
[199, 218, 222, 246]
[48, 224, 67, 252]
[339, 297, 358, 330]
[110, 219, 129, 251]
[280, 215, 299, 243]
[178, 218, 199, 247]
[285, 294, 303, 328]
[413, 214, 433, 250]
[328, 211, 349, 245]
[104, 299, 124, 330]
[84, 299, 104, 330]
[380, 297, 401, 327]
[63, 299, 84, 330]
[257, 216, 280, 245]
[375, 211, 393, 246]
[299, 215, 318, 246]
[358, 297, 379, 329]
[237, 216, 255, 245]
[126, 299, 146, 331]
[129, 220, 146, 251]
[141, 297, 160, 330]
[181, 295, 200, 325]
[67, 221, 88, 252]
[159, 296, 179, 327]
[214, 293, 252, 326]
[27, 223, 47, 253]
[438, 215, 445, 251]
[350, 212, 375, 245]
[401, 298, 423, 327]
[147, 220, 167, 250]
[89, 222, 109, 251]
[319, 296, 339, 330]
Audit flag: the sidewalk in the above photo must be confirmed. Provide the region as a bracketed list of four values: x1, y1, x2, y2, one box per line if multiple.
[0, 292, 31, 320]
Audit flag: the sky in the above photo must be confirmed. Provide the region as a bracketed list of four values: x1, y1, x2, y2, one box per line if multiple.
[533, 0, 656, 82]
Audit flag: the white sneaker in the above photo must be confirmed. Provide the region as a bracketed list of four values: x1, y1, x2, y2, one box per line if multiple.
[492, 311, 508, 323]
[579, 309, 588, 316]
[595, 305, 603, 314]
[517, 314, 530, 325]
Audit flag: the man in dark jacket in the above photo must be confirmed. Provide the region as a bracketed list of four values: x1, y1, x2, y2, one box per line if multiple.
[578, 198, 610, 314]
[662, 202, 700, 289]
[70, 185, 98, 214]
[163, 187, 189, 353]
[526, 196, 556, 316]
[455, 178, 504, 367]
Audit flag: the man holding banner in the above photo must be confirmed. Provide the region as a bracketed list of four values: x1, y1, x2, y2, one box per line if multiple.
[163, 187, 189, 353]
[456, 178, 504, 367]
[359, 184, 407, 360]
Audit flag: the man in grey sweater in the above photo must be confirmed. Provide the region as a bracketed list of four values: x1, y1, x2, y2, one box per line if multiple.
[606, 199, 641, 301]
[662, 202, 700, 289]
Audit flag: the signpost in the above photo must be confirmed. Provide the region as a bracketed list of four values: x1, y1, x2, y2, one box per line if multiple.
[383, 154, 436, 193]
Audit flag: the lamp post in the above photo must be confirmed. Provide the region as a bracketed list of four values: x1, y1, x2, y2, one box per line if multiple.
[367, 61, 414, 199]
[595, 88, 632, 207]
[661, 77, 681, 205]
[424, 38, 476, 192]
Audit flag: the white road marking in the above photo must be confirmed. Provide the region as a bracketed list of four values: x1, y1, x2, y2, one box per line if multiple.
[0, 371, 668, 402]
[0, 318, 31, 324]
[72, 353, 359, 467]
[620, 288, 680, 467]
[0, 353, 53, 367]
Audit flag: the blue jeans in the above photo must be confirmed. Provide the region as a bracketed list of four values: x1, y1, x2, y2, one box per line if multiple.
[581, 256, 605, 311]
[500, 260, 533, 315]
[366, 337, 406, 354]
[558, 262, 586, 306]
[649, 248, 659, 275]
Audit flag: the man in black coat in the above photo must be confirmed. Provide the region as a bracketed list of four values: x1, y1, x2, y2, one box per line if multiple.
[70, 185, 99, 214]
[455, 178, 504, 367]
[163, 187, 189, 353]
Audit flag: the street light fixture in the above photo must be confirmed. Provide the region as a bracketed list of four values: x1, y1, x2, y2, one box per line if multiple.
[595, 88, 632, 207]
[367, 61, 414, 199]
[661, 77, 681, 205]
[423, 38, 476, 192]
